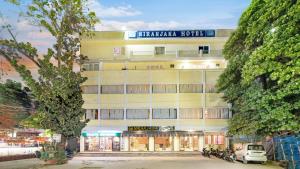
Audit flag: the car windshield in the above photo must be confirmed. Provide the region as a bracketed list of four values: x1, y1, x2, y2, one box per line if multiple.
[248, 145, 264, 151]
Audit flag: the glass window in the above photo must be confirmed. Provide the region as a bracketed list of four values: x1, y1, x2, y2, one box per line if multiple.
[126, 85, 150, 94]
[81, 85, 98, 94]
[155, 136, 173, 151]
[152, 84, 177, 93]
[82, 63, 99, 71]
[199, 46, 209, 54]
[100, 109, 124, 120]
[85, 109, 99, 120]
[155, 46, 165, 55]
[206, 108, 229, 119]
[179, 84, 203, 93]
[82, 64, 89, 71]
[179, 108, 203, 119]
[205, 84, 217, 93]
[130, 137, 148, 151]
[126, 109, 149, 119]
[101, 85, 124, 94]
[205, 135, 224, 145]
[100, 109, 110, 119]
[84, 137, 99, 151]
[180, 136, 199, 151]
[248, 145, 264, 151]
[94, 63, 99, 71]
[152, 108, 177, 119]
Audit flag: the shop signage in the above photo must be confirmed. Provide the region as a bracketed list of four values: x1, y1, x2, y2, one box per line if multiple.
[81, 132, 121, 137]
[129, 30, 215, 39]
[128, 126, 175, 131]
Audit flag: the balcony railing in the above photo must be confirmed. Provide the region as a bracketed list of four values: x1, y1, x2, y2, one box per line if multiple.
[129, 49, 223, 58]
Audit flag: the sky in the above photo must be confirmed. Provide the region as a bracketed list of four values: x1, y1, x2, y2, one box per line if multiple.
[0, 0, 251, 82]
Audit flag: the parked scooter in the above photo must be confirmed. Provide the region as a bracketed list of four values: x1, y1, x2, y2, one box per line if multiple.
[223, 148, 235, 162]
[202, 148, 211, 158]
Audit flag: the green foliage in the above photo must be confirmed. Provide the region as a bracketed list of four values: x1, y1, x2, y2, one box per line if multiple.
[0, 80, 32, 108]
[0, 0, 98, 144]
[0, 80, 32, 128]
[40, 142, 67, 164]
[217, 0, 300, 136]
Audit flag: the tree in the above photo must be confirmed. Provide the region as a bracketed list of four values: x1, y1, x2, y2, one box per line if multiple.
[217, 0, 300, 136]
[0, 0, 99, 148]
[0, 79, 33, 128]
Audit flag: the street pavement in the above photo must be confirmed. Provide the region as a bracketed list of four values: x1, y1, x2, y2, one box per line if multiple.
[0, 156, 282, 169]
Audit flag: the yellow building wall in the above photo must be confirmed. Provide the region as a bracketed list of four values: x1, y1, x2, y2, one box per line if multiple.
[126, 94, 151, 108]
[152, 94, 177, 108]
[179, 94, 204, 108]
[179, 70, 203, 84]
[80, 30, 231, 131]
[151, 70, 177, 83]
[100, 94, 125, 108]
[86, 119, 228, 128]
[100, 71, 126, 84]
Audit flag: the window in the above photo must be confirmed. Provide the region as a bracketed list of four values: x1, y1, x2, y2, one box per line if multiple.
[82, 63, 99, 71]
[179, 84, 203, 93]
[205, 135, 224, 145]
[179, 108, 203, 119]
[152, 108, 177, 119]
[248, 145, 264, 151]
[199, 45, 209, 54]
[205, 84, 217, 93]
[113, 47, 125, 56]
[126, 109, 149, 119]
[206, 108, 229, 119]
[126, 85, 150, 94]
[101, 85, 124, 94]
[152, 84, 177, 93]
[100, 109, 124, 120]
[155, 47, 165, 55]
[81, 85, 98, 94]
[85, 109, 98, 120]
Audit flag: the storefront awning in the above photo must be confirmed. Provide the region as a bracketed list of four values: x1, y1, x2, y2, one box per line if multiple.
[122, 130, 204, 137]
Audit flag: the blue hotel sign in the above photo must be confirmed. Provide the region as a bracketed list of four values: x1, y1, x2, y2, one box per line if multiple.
[129, 30, 215, 38]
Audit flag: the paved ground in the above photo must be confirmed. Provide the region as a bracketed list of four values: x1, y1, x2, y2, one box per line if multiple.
[0, 156, 282, 169]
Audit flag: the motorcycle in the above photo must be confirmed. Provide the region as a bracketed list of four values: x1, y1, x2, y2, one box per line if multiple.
[202, 148, 211, 158]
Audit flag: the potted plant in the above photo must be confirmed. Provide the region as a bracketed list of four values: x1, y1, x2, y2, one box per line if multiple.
[40, 142, 67, 165]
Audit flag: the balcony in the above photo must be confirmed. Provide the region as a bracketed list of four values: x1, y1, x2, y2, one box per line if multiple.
[129, 49, 223, 58]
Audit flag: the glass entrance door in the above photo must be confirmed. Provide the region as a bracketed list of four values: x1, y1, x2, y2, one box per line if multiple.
[179, 136, 199, 151]
[112, 137, 120, 151]
[99, 137, 112, 151]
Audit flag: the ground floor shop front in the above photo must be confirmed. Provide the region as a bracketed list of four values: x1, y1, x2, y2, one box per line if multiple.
[80, 130, 227, 152]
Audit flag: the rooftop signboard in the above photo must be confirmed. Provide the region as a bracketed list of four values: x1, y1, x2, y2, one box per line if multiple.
[127, 30, 215, 39]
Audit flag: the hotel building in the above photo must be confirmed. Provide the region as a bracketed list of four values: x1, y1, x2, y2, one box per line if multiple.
[79, 29, 233, 152]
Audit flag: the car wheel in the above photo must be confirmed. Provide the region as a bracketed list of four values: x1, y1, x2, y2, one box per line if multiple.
[243, 157, 248, 164]
[261, 161, 266, 165]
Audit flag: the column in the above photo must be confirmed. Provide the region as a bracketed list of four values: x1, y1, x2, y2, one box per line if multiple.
[174, 136, 180, 151]
[225, 135, 230, 148]
[149, 137, 155, 151]
[199, 135, 204, 151]
[122, 136, 129, 151]
[80, 136, 85, 152]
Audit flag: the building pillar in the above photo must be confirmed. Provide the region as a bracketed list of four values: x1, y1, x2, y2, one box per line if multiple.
[174, 136, 180, 151]
[122, 136, 129, 151]
[149, 137, 155, 151]
[80, 136, 85, 152]
[225, 136, 230, 148]
[199, 135, 204, 151]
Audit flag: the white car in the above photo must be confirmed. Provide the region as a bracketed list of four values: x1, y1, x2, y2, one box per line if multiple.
[235, 144, 267, 164]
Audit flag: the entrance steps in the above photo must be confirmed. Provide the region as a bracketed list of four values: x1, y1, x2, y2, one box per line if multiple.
[78, 152, 202, 157]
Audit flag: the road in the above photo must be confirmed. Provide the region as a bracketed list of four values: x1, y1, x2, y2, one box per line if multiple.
[0, 156, 281, 169]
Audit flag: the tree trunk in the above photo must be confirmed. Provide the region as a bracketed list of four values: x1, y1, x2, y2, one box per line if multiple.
[59, 135, 67, 150]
